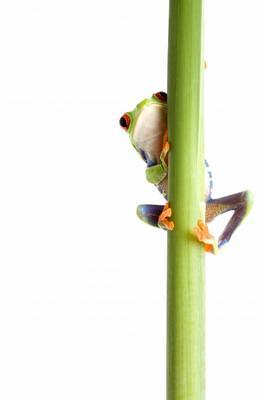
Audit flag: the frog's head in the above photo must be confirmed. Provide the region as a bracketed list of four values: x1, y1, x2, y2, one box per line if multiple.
[119, 92, 167, 165]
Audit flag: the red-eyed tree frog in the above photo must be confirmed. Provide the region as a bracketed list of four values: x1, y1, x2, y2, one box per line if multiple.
[119, 92, 253, 253]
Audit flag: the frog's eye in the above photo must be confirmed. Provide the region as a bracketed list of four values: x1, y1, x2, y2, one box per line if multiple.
[119, 113, 131, 131]
[154, 91, 167, 102]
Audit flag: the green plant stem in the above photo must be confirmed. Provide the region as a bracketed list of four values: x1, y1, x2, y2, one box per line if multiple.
[167, 1, 205, 400]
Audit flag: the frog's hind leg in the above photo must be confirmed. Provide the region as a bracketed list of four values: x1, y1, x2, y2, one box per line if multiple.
[206, 190, 253, 248]
[137, 203, 174, 230]
[137, 204, 164, 228]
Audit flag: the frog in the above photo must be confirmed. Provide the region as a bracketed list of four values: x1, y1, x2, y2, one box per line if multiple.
[119, 91, 253, 253]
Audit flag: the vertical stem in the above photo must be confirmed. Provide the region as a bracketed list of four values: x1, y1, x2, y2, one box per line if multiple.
[167, 1, 205, 400]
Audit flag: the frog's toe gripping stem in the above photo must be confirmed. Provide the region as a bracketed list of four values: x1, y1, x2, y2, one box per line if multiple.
[136, 203, 174, 231]
[154, 129, 170, 174]
[193, 219, 218, 255]
[162, 131, 170, 158]
[158, 203, 175, 231]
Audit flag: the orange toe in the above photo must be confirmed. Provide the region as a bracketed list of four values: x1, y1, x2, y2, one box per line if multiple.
[161, 131, 170, 159]
[163, 141, 170, 153]
[193, 219, 218, 254]
[158, 203, 175, 231]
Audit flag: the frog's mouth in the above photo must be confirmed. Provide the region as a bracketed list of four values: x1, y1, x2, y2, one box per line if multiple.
[133, 103, 167, 164]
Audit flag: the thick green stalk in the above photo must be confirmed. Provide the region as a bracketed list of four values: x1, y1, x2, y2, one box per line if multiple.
[167, 1, 205, 400]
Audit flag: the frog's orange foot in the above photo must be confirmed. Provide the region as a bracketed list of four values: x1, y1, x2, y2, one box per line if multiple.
[158, 203, 175, 231]
[163, 139, 170, 154]
[193, 219, 218, 254]
[161, 130, 170, 159]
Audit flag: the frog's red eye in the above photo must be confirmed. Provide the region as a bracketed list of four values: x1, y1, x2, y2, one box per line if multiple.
[154, 91, 167, 102]
[119, 113, 131, 131]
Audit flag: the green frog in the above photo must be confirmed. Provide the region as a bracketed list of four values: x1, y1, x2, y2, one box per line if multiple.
[119, 91, 253, 253]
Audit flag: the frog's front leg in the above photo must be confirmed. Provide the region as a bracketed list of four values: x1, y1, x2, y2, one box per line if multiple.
[206, 190, 253, 248]
[137, 203, 174, 230]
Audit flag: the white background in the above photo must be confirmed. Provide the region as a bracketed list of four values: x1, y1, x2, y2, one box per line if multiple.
[0, 0, 265, 399]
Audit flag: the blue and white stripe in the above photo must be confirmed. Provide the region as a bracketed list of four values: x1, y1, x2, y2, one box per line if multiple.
[205, 159, 213, 200]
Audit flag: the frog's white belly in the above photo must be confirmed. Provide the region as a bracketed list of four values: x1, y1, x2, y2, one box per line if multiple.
[133, 103, 167, 164]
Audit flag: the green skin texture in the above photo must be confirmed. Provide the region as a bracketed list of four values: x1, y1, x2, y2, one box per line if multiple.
[121, 93, 253, 251]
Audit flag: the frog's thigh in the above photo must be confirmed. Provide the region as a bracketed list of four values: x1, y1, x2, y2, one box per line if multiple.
[205, 201, 232, 223]
[206, 191, 252, 223]
[206, 191, 253, 247]
[136, 204, 164, 228]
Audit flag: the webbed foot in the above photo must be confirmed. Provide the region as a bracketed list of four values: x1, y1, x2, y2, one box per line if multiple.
[193, 219, 218, 254]
[158, 203, 175, 231]
[162, 132, 170, 154]
[160, 130, 170, 164]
